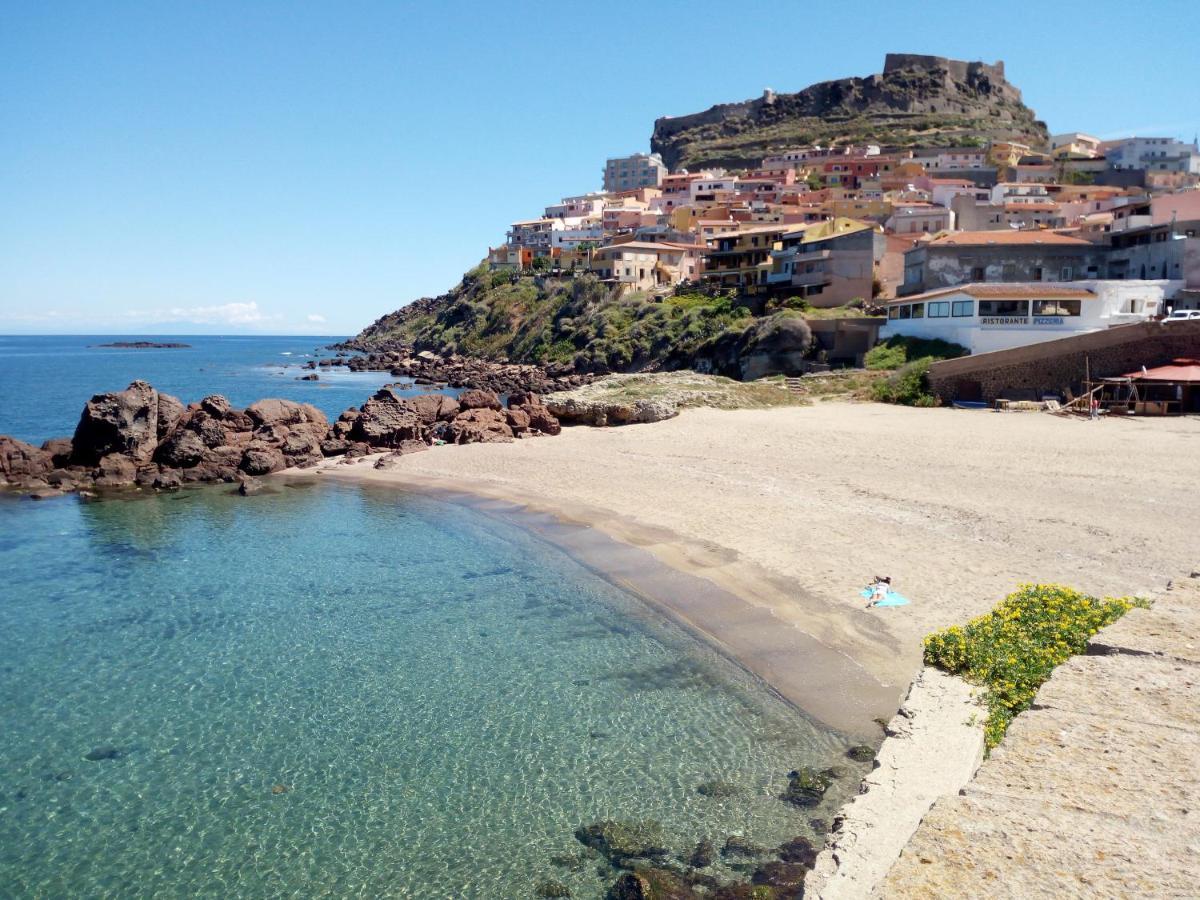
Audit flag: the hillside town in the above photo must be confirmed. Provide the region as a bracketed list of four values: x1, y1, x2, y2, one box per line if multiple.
[490, 134, 1200, 372]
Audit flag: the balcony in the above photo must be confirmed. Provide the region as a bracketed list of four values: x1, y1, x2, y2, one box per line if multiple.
[1110, 214, 1155, 233]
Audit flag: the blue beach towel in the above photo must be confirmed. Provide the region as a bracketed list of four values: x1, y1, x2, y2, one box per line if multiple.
[860, 588, 911, 607]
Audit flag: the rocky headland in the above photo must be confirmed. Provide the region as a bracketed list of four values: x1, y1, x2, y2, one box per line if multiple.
[652, 53, 1048, 170]
[316, 343, 591, 394]
[0, 379, 560, 498]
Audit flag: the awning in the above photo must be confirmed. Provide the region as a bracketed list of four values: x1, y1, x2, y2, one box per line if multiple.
[1124, 358, 1200, 383]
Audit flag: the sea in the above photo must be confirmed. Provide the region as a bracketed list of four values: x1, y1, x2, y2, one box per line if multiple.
[0, 335, 863, 898]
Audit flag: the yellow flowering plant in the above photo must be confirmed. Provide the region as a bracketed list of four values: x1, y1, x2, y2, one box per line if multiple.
[923, 584, 1148, 750]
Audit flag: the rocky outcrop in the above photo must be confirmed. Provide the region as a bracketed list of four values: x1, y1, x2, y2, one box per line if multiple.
[0, 436, 53, 482]
[1, 382, 330, 496]
[652, 54, 1048, 170]
[330, 386, 561, 452]
[319, 345, 590, 395]
[71, 380, 162, 465]
[1, 381, 565, 498]
[543, 395, 677, 427]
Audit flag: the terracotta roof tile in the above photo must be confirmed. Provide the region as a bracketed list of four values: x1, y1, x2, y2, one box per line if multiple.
[928, 230, 1091, 246]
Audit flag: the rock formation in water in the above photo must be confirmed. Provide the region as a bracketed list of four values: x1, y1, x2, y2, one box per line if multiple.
[652, 54, 1048, 170]
[0, 380, 561, 498]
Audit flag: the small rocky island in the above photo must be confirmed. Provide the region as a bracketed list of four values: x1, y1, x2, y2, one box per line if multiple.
[94, 341, 191, 349]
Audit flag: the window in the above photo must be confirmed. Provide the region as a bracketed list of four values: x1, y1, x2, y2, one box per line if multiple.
[928, 301, 951, 317]
[911, 303, 925, 318]
[1001, 264, 1017, 280]
[1033, 299, 1081, 316]
[978, 300, 1030, 317]
[1061, 266, 1074, 280]
[952, 299, 975, 317]
[1033, 267, 1044, 281]
[898, 305, 912, 319]
[971, 266, 986, 281]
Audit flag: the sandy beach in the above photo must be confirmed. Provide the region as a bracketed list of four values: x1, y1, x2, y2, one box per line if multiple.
[306, 403, 1200, 723]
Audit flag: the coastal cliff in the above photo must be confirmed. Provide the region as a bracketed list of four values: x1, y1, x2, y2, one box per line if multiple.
[652, 54, 1048, 170]
[344, 267, 824, 380]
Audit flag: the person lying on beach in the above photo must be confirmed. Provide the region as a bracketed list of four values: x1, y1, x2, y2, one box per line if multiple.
[867, 576, 892, 607]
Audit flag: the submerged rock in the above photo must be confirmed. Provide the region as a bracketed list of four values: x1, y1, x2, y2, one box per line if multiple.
[83, 745, 123, 762]
[721, 835, 768, 859]
[751, 860, 810, 891]
[696, 779, 741, 798]
[534, 878, 572, 898]
[688, 838, 716, 868]
[781, 766, 834, 807]
[846, 744, 876, 762]
[575, 820, 670, 865]
[776, 835, 818, 867]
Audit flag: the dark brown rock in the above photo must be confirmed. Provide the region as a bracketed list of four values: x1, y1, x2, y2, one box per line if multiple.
[156, 429, 207, 468]
[446, 408, 514, 444]
[525, 404, 562, 436]
[237, 476, 264, 496]
[71, 380, 160, 465]
[153, 469, 182, 490]
[239, 444, 286, 476]
[93, 454, 138, 488]
[200, 395, 232, 419]
[40, 438, 75, 468]
[0, 436, 53, 482]
[407, 392, 460, 424]
[246, 398, 326, 429]
[347, 389, 424, 447]
[504, 407, 531, 434]
[751, 861, 810, 891]
[458, 389, 502, 411]
[776, 835, 818, 867]
[157, 392, 185, 438]
[194, 416, 228, 449]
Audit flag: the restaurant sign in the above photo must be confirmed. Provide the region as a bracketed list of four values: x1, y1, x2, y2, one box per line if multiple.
[980, 316, 1026, 325]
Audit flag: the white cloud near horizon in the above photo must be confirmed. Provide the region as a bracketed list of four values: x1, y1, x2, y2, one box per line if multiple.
[122, 300, 278, 326]
[306, 313, 327, 323]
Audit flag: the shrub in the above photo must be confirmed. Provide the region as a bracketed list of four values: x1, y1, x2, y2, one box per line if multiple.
[865, 335, 967, 370]
[924, 584, 1148, 750]
[871, 357, 937, 406]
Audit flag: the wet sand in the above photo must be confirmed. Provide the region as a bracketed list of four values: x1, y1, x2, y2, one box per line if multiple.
[297, 404, 1200, 723]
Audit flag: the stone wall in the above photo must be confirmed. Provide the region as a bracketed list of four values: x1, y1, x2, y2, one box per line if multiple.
[927, 320, 1200, 402]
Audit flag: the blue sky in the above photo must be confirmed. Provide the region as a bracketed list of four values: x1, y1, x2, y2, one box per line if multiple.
[2, 1, 1197, 335]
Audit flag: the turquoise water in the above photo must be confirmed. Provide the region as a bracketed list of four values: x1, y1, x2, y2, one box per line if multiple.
[0, 480, 858, 898]
[0, 335, 406, 444]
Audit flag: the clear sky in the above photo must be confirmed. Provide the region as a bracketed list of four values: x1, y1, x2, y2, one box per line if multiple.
[2, 1, 1197, 335]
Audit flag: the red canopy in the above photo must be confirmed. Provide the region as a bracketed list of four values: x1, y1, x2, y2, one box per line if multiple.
[1125, 358, 1200, 383]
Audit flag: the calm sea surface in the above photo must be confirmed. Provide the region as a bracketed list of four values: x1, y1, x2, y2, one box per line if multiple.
[0, 336, 859, 898]
[0, 334, 396, 444]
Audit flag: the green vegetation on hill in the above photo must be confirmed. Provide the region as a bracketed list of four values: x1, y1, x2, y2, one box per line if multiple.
[863, 336, 966, 407]
[924, 585, 1148, 750]
[352, 268, 759, 372]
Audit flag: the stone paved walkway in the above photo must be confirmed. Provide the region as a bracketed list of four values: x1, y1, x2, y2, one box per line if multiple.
[881, 578, 1200, 899]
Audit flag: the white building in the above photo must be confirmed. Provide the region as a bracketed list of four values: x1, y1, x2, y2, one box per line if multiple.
[1049, 132, 1101, 158]
[550, 224, 604, 250]
[909, 147, 990, 171]
[545, 193, 608, 219]
[879, 281, 1176, 354]
[1106, 137, 1200, 174]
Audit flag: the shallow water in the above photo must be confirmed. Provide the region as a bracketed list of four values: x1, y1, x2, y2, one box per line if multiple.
[0, 334, 422, 443]
[0, 480, 861, 898]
